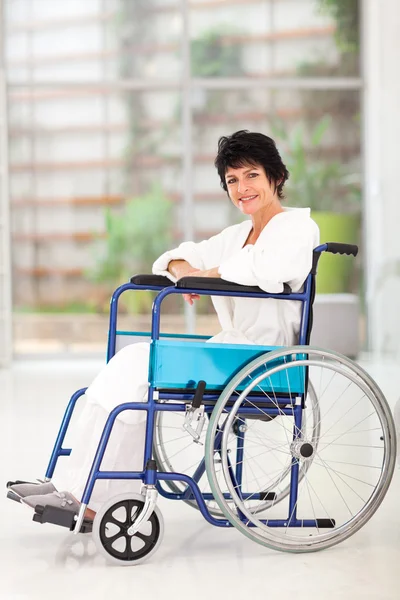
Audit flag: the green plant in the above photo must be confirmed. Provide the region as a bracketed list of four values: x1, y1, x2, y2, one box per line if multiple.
[88, 184, 173, 313]
[191, 28, 243, 77]
[273, 116, 361, 213]
[292, 3, 360, 183]
[317, 0, 359, 53]
[115, 0, 179, 196]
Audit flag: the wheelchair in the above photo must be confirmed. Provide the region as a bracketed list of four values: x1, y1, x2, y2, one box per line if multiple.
[7, 242, 397, 565]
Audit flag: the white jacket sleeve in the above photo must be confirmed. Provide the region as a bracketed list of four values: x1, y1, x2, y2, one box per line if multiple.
[152, 232, 226, 282]
[218, 216, 319, 293]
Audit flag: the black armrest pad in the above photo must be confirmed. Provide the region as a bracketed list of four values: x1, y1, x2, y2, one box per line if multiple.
[130, 274, 174, 287]
[176, 276, 292, 295]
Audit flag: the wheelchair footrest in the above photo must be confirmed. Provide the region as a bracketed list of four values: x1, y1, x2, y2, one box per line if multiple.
[6, 479, 47, 504]
[7, 479, 40, 488]
[32, 504, 93, 534]
[7, 490, 22, 503]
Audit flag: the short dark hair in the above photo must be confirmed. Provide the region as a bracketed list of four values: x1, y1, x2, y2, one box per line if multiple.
[214, 130, 289, 200]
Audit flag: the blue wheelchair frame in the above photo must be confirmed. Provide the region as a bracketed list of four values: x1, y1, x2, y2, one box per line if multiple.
[44, 243, 344, 531]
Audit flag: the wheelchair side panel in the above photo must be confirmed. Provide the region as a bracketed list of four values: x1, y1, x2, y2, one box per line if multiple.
[114, 331, 210, 354]
[149, 339, 305, 394]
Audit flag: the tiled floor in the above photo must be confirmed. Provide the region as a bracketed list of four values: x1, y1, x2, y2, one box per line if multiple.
[1, 357, 399, 600]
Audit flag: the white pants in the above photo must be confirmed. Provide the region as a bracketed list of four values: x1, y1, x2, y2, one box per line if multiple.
[52, 343, 150, 512]
[52, 330, 255, 511]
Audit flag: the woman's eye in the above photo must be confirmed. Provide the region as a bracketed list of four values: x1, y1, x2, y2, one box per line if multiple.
[227, 179, 235, 185]
[248, 173, 258, 178]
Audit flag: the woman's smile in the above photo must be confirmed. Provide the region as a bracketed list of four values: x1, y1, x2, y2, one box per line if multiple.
[239, 194, 258, 203]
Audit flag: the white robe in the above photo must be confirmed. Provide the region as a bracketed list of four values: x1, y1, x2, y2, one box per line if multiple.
[54, 208, 319, 510]
[153, 207, 320, 346]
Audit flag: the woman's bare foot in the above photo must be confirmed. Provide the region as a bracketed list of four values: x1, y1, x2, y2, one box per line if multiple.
[71, 495, 96, 520]
[84, 506, 96, 520]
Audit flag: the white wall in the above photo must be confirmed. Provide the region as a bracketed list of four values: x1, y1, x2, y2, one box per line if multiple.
[363, 0, 400, 356]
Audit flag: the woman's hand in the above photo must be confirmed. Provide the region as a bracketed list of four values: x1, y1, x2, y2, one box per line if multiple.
[181, 267, 201, 306]
[167, 261, 200, 305]
[183, 293, 200, 306]
[191, 267, 220, 279]
[181, 267, 220, 305]
[168, 262, 220, 305]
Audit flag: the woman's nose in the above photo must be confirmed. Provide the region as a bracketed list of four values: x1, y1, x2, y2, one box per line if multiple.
[237, 180, 248, 194]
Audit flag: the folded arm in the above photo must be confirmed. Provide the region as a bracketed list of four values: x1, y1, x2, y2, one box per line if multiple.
[167, 260, 220, 305]
[218, 219, 319, 293]
[167, 259, 199, 279]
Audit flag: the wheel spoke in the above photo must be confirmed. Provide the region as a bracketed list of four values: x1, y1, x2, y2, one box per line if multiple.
[103, 531, 124, 548]
[313, 454, 376, 491]
[318, 411, 382, 453]
[313, 376, 352, 433]
[107, 515, 125, 528]
[135, 531, 152, 543]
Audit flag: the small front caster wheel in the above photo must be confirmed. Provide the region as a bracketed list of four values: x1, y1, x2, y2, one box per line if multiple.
[92, 493, 164, 566]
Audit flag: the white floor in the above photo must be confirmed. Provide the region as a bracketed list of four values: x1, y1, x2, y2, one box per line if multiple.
[1, 357, 399, 600]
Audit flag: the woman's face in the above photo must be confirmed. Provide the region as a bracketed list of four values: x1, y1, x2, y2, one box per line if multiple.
[224, 163, 278, 216]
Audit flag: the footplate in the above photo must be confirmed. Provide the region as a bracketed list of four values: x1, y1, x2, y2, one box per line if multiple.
[7, 490, 21, 503]
[7, 479, 40, 487]
[32, 504, 93, 534]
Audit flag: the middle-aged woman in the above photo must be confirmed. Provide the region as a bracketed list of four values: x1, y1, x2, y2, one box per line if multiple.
[11, 130, 320, 518]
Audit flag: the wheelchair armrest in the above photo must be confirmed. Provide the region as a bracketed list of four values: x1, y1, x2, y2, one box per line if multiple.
[176, 276, 292, 295]
[130, 274, 174, 288]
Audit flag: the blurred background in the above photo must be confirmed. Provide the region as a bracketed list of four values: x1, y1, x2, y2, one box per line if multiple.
[0, 0, 398, 363]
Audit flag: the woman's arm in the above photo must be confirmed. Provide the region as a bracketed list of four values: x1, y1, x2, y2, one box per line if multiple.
[167, 261, 220, 305]
[167, 259, 199, 279]
[168, 261, 220, 280]
[218, 217, 319, 293]
[190, 266, 220, 278]
[153, 229, 228, 282]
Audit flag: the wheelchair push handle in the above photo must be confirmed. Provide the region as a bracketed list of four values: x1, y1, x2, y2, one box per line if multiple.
[316, 243, 358, 257]
[311, 242, 358, 276]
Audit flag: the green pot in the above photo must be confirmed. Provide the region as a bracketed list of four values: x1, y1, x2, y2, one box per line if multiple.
[311, 212, 360, 293]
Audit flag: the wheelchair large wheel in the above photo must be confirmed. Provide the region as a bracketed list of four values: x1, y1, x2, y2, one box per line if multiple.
[153, 380, 320, 516]
[205, 346, 397, 553]
[92, 493, 164, 566]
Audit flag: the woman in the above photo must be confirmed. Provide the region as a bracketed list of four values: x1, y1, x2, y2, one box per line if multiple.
[10, 130, 319, 517]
